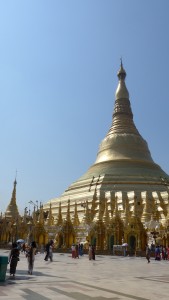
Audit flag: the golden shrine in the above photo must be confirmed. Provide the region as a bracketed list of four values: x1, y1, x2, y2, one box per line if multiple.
[1, 62, 169, 253]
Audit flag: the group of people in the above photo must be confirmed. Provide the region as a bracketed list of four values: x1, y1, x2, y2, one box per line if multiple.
[71, 243, 95, 260]
[145, 244, 169, 263]
[71, 243, 84, 258]
[8, 239, 55, 277]
[10, 240, 169, 277]
[154, 245, 169, 261]
[8, 240, 37, 277]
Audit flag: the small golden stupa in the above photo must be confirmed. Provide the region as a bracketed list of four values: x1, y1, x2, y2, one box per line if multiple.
[5, 179, 20, 220]
[43, 61, 169, 251]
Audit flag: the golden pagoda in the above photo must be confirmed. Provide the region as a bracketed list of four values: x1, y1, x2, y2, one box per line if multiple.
[0, 179, 20, 243]
[5, 179, 20, 220]
[43, 61, 169, 252]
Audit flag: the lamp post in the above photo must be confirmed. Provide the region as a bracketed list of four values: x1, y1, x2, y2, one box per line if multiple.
[13, 220, 19, 242]
[29, 200, 38, 209]
[27, 220, 33, 244]
[144, 216, 160, 246]
[150, 229, 159, 246]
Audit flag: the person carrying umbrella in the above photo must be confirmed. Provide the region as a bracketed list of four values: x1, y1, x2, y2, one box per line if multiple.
[122, 243, 128, 256]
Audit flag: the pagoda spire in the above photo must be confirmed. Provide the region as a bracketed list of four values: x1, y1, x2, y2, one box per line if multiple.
[95, 61, 154, 164]
[102, 200, 109, 225]
[65, 199, 71, 222]
[5, 178, 20, 220]
[82, 200, 91, 224]
[112, 196, 119, 219]
[72, 201, 80, 226]
[56, 202, 63, 226]
[47, 202, 54, 226]
[38, 204, 44, 225]
[107, 60, 139, 136]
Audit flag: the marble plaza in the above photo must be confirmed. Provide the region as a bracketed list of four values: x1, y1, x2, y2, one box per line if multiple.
[0, 249, 169, 300]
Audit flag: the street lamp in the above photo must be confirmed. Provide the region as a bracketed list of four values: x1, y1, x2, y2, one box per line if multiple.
[29, 200, 38, 209]
[150, 229, 159, 245]
[13, 220, 18, 241]
[144, 216, 160, 246]
[27, 220, 33, 244]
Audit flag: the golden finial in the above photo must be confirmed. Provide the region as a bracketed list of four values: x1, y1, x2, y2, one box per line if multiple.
[120, 57, 123, 68]
[14, 170, 17, 185]
[117, 58, 126, 80]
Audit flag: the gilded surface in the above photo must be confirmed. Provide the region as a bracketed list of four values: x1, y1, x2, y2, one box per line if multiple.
[1, 62, 169, 252]
[42, 62, 169, 251]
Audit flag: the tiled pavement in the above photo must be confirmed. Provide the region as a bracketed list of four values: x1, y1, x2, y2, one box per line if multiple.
[0, 249, 169, 300]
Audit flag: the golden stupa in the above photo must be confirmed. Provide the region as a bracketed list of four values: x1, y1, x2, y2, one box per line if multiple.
[43, 61, 169, 251]
[5, 179, 20, 220]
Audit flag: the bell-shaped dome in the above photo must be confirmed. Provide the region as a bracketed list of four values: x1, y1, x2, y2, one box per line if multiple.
[95, 61, 153, 165]
[72, 62, 169, 186]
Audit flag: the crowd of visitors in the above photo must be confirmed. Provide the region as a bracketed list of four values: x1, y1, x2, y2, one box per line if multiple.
[8, 239, 169, 278]
[8, 240, 89, 277]
[145, 243, 169, 263]
[8, 239, 54, 277]
[71, 243, 84, 258]
[154, 245, 169, 260]
[71, 243, 96, 260]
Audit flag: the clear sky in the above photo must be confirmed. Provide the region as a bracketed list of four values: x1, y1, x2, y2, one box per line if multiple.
[0, 0, 169, 215]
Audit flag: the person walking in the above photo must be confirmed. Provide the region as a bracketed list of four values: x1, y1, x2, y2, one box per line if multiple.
[44, 240, 54, 261]
[145, 244, 151, 263]
[48, 241, 54, 261]
[75, 244, 79, 258]
[167, 246, 169, 260]
[155, 245, 161, 260]
[92, 245, 95, 260]
[26, 241, 37, 275]
[80, 243, 83, 256]
[44, 241, 50, 261]
[8, 242, 20, 277]
[22, 243, 26, 253]
[88, 244, 92, 260]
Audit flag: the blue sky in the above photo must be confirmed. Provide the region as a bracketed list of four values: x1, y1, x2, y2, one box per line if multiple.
[0, 0, 169, 214]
